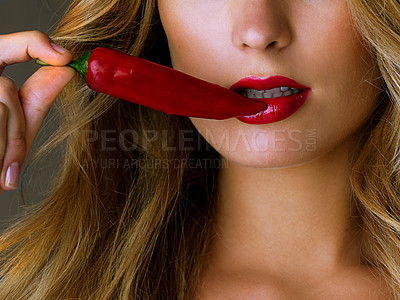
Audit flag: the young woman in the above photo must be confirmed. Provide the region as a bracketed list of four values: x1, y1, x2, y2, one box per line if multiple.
[0, 0, 399, 299]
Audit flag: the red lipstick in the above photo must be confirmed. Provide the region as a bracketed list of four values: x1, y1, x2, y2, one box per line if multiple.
[231, 76, 311, 124]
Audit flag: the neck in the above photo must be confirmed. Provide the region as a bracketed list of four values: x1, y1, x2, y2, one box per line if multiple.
[210, 140, 363, 279]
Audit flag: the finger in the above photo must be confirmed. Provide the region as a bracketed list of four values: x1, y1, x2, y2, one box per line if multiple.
[0, 102, 8, 170]
[0, 102, 7, 192]
[19, 66, 76, 152]
[0, 31, 72, 74]
[0, 77, 25, 191]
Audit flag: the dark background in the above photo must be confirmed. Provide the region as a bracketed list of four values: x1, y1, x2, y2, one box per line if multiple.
[0, 0, 71, 232]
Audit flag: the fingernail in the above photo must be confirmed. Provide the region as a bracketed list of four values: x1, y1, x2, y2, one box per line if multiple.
[51, 42, 68, 54]
[6, 162, 19, 190]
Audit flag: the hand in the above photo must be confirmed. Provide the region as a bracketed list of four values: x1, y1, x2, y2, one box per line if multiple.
[0, 30, 75, 191]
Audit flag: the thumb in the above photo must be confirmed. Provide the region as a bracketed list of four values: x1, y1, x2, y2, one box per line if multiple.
[19, 66, 76, 152]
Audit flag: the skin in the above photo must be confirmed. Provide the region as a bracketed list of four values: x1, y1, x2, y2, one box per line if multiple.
[157, 0, 388, 299]
[0, 31, 75, 192]
[0, 1, 388, 298]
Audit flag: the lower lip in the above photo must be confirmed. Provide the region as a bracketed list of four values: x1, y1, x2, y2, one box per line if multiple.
[236, 89, 311, 124]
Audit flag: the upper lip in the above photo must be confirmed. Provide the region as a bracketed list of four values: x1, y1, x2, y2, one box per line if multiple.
[230, 75, 309, 91]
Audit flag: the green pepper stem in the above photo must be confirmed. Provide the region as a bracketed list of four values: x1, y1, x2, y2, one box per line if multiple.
[35, 50, 91, 79]
[35, 59, 51, 67]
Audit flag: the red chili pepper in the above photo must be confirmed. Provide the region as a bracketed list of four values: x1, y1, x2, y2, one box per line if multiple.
[36, 47, 266, 120]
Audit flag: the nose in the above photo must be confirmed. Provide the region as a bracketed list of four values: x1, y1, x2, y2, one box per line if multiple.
[232, 0, 292, 51]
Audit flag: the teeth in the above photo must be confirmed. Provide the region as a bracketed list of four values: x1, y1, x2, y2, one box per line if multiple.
[273, 92, 283, 98]
[268, 88, 281, 94]
[241, 87, 301, 99]
[283, 90, 292, 96]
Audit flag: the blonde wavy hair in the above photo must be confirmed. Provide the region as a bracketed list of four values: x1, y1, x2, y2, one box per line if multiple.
[0, 0, 400, 299]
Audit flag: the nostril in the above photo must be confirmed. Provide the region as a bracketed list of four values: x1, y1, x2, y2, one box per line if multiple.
[231, 3, 292, 52]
